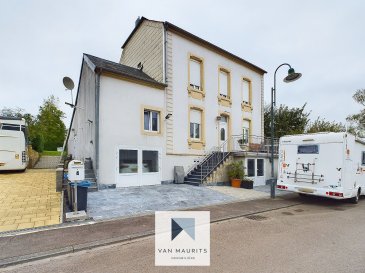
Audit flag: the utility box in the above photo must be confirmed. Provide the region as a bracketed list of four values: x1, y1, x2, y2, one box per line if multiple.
[68, 160, 85, 181]
[174, 166, 185, 184]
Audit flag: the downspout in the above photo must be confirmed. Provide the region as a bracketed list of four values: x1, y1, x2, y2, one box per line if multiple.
[95, 71, 101, 179]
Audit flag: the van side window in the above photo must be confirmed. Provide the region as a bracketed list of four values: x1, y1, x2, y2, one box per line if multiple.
[362, 152, 365, 165]
[298, 145, 319, 154]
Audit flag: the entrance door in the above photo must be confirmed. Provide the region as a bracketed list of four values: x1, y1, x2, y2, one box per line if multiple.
[219, 116, 228, 152]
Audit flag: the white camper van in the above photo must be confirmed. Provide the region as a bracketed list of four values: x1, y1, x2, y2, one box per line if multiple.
[276, 132, 365, 203]
[0, 116, 29, 171]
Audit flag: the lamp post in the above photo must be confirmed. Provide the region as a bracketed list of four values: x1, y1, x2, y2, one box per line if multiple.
[270, 63, 302, 198]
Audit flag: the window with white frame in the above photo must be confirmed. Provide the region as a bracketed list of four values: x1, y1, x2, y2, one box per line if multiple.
[247, 159, 255, 177]
[189, 58, 202, 90]
[242, 79, 250, 105]
[190, 109, 202, 140]
[144, 110, 160, 132]
[219, 70, 229, 98]
[142, 150, 159, 173]
[119, 149, 138, 174]
[257, 159, 264, 176]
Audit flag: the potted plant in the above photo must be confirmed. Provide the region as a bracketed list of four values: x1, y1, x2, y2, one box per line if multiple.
[227, 161, 244, 188]
[241, 177, 254, 189]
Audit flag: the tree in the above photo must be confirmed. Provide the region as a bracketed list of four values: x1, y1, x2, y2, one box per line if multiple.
[37, 95, 66, 151]
[347, 89, 365, 136]
[264, 104, 310, 138]
[306, 117, 345, 133]
[0, 107, 25, 118]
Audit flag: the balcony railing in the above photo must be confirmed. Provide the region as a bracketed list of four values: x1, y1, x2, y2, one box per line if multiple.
[231, 134, 279, 154]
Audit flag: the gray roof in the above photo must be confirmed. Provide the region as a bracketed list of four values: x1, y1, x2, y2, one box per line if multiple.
[84, 54, 166, 88]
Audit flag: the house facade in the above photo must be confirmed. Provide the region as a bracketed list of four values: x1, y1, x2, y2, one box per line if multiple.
[67, 17, 275, 188]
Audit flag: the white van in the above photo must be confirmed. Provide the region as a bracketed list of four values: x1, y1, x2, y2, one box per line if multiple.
[276, 132, 365, 203]
[0, 116, 29, 171]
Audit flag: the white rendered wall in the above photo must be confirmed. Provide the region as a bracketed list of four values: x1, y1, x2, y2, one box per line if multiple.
[67, 60, 96, 167]
[169, 32, 264, 154]
[98, 75, 165, 184]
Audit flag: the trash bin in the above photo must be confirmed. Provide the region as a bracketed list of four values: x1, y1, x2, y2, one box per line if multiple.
[69, 181, 91, 211]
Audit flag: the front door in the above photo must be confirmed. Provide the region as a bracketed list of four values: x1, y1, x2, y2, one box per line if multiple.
[219, 116, 228, 152]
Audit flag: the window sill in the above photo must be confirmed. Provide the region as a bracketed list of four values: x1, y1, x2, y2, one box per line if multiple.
[188, 86, 205, 100]
[142, 130, 162, 136]
[188, 139, 206, 150]
[218, 95, 232, 107]
[241, 102, 253, 112]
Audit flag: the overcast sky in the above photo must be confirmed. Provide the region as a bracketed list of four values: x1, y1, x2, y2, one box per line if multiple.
[1, 0, 364, 126]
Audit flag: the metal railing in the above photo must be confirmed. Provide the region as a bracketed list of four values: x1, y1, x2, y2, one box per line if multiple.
[231, 134, 279, 154]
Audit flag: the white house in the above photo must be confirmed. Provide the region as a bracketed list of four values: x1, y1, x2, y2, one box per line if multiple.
[67, 17, 276, 188]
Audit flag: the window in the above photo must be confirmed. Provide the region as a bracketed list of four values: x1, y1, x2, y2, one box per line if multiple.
[144, 110, 159, 132]
[220, 128, 226, 141]
[119, 149, 138, 173]
[190, 109, 201, 140]
[242, 120, 250, 144]
[242, 79, 251, 105]
[362, 152, 365, 165]
[298, 145, 319, 154]
[257, 159, 264, 176]
[219, 70, 229, 98]
[142, 150, 159, 173]
[0, 123, 20, 131]
[247, 159, 255, 177]
[189, 58, 202, 90]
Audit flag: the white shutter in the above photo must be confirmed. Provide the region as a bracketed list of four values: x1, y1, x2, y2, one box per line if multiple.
[242, 80, 250, 103]
[190, 109, 201, 124]
[190, 59, 201, 88]
[220, 71, 228, 96]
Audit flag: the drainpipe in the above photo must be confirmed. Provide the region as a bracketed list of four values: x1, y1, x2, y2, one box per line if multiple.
[95, 71, 101, 179]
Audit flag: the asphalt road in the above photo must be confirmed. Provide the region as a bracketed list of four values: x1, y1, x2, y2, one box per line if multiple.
[2, 196, 365, 273]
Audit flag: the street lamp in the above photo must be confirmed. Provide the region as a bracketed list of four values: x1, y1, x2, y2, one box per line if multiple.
[270, 63, 302, 198]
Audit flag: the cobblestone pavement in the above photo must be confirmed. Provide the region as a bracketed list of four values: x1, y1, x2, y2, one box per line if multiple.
[87, 184, 236, 221]
[0, 169, 61, 232]
[208, 186, 269, 200]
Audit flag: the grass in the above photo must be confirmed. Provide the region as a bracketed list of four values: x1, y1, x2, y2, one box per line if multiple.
[41, 150, 62, 156]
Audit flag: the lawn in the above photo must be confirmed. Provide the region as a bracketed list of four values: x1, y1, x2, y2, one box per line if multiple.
[41, 150, 62, 156]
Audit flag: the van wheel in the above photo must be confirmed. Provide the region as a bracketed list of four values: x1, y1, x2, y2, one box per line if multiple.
[351, 190, 360, 204]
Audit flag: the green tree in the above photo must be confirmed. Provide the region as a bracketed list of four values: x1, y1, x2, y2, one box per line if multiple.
[306, 117, 345, 133]
[37, 96, 66, 151]
[0, 107, 25, 118]
[264, 104, 310, 138]
[347, 89, 365, 136]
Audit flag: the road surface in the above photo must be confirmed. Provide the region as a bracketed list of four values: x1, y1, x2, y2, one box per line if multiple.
[2, 196, 365, 273]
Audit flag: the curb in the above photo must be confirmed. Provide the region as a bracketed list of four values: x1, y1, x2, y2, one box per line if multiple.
[0, 199, 301, 268]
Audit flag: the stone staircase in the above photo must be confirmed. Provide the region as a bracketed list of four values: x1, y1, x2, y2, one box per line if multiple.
[84, 158, 98, 192]
[184, 151, 230, 186]
[34, 156, 61, 169]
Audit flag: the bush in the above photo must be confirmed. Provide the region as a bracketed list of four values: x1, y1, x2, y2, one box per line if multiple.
[31, 133, 44, 153]
[227, 161, 244, 180]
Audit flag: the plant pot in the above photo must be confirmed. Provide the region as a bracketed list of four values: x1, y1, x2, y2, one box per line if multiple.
[241, 180, 254, 189]
[231, 178, 241, 188]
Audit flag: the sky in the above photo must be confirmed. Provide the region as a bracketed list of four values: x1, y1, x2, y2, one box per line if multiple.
[0, 0, 364, 126]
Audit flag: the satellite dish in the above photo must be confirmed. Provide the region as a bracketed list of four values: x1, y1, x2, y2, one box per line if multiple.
[63, 77, 74, 90]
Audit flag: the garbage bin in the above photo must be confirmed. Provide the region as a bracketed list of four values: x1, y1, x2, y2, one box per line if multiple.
[69, 181, 91, 211]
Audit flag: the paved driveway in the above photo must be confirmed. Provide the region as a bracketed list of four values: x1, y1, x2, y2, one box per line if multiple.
[88, 184, 237, 221]
[0, 169, 61, 232]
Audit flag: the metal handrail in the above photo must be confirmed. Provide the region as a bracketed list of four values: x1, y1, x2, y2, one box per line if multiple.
[231, 134, 279, 154]
[185, 145, 219, 176]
